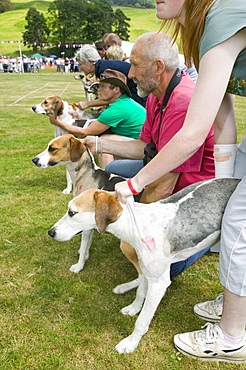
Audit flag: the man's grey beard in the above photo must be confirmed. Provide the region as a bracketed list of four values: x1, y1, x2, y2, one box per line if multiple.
[134, 67, 159, 97]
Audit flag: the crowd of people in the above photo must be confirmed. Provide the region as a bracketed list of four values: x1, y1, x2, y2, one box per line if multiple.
[0, 55, 81, 73]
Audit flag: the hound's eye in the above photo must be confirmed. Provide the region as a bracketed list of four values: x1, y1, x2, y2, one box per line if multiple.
[48, 146, 57, 152]
[44, 100, 47, 104]
[68, 210, 78, 217]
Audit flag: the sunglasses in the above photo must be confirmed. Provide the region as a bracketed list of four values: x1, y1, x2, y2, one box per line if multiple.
[100, 73, 110, 80]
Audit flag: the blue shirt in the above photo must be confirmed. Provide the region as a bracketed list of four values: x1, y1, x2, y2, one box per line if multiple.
[95, 59, 147, 107]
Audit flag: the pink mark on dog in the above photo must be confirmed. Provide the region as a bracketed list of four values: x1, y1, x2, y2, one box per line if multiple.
[78, 184, 83, 193]
[141, 236, 156, 251]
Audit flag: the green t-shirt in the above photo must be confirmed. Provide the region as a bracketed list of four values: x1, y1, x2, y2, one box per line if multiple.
[97, 94, 146, 139]
[199, 0, 246, 96]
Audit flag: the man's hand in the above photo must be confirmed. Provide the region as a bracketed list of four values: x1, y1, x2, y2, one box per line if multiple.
[47, 113, 59, 126]
[83, 136, 97, 154]
[69, 111, 83, 120]
[77, 101, 89, 110]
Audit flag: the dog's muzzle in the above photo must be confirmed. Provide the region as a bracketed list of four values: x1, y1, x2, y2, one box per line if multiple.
[32, 156, 40, 167]
[48, 227, 83, 240]
[48, 227, 56, 238]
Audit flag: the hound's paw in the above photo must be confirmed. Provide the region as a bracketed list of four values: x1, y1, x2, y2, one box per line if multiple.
[112, 277, 140, 295]
[114, 335, 139, 354]
[120, 302, 142, 316]
[69, 263, 84, 273]
[62, 188, 72, 195]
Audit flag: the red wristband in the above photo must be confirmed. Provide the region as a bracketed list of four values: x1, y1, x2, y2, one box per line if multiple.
[127, 178, 140, 195]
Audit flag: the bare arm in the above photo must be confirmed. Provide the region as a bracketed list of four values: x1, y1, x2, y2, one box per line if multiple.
[77, 98, 108, 110]
[83, 135, 146, 159]
[214, 92, 237, 144]
[115, 29, 246, 202]
[140, 172, 180, 203]
[48, 115, 110, 139]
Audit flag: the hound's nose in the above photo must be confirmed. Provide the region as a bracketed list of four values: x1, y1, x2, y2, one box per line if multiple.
[32, 106, 36, 112]
[32, 157, 39, 166]
[48, 228, 56, 238]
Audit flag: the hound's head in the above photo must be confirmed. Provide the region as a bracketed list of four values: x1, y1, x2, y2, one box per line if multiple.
[85, 82, 100, 94]
[32, 134, 87, 168]
[32, 96, 65, 117]
[74, 74, 86, 81]
[48, 189, 123, 241]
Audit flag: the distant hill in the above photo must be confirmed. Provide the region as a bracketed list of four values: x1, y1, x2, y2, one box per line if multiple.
[0, 1, 160, 56]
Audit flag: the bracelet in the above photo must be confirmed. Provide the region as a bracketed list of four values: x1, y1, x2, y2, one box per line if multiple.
[95, 136, 103, 155]
[127, 178, 141, 195]
[95, 136, 99, 154]
[100, 137, 103, 155]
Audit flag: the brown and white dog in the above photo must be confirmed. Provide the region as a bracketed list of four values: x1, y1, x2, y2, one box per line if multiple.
[32, 96, 96, 194]
[32, 135, 140, 295]
[74, 74, 99, 101]
[48, 178, 240, 353]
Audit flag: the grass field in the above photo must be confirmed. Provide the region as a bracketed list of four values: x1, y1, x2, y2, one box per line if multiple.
[0, 70, 246, 369]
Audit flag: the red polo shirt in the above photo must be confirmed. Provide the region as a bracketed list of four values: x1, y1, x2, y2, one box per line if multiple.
[140, 72, 215, 193]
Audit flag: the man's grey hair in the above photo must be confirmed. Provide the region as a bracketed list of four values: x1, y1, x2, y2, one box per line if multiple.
[74, 44, 101, 64]
[133, 32, 179, 72]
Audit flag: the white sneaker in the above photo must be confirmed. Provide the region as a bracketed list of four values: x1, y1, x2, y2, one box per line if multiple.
[194, 293, 223, 322]
[174, 323, 246, 363]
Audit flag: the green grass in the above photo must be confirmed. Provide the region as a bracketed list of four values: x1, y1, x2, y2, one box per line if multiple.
[0, 70, 246, 369]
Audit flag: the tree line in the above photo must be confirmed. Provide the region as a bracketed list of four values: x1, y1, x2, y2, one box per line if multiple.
[108, 0, 154, 9]
[23, 0, 131, 54]
[0, 0, 12, 13]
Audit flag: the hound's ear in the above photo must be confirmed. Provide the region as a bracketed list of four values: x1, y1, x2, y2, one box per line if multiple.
[70, 137, 87, 162]
[69, 102, 77, 110]
[94, 191, 123, 234]
[53, 97, 64, 117]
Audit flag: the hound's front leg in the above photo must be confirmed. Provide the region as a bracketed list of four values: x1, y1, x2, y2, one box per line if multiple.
[69, 229, 95, 273]
[62, 167, 73, 194]
[115, 270, 171, 354]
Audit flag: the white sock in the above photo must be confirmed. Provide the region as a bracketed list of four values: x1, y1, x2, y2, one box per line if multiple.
[214, 144, 237, 178]
[221, 329, 244, 345]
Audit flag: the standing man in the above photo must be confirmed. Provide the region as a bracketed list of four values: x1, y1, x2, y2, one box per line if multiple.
[104, 33, 134, 59]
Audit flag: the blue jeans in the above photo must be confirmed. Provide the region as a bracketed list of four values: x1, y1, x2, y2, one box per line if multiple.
[106, 159, 144, 178]
[105, 159, 210, 279]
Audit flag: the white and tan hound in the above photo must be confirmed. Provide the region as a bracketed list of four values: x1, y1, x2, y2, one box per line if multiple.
[32, 135, 140, 296]
[32, 96, 96, 194]
[48, 178, 240, 353]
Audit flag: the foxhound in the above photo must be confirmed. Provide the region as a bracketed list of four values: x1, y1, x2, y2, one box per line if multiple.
[74, 74, 99, 101]
[32, 96, 96, 194]
[32, 135, 140, 295]
[48, 178, 240, 353]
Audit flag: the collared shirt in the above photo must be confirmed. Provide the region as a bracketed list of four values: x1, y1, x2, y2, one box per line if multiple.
[95, 59, 147, 107]
[140, 72, 215, 192]
[97, 94, 146, 139]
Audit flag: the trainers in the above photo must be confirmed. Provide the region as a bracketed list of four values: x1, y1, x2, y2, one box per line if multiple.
[194, 293, 223, 322]
[174, 323, 246, 363]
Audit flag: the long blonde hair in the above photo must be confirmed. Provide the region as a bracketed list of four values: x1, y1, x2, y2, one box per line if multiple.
[160, 0, 217, 67]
